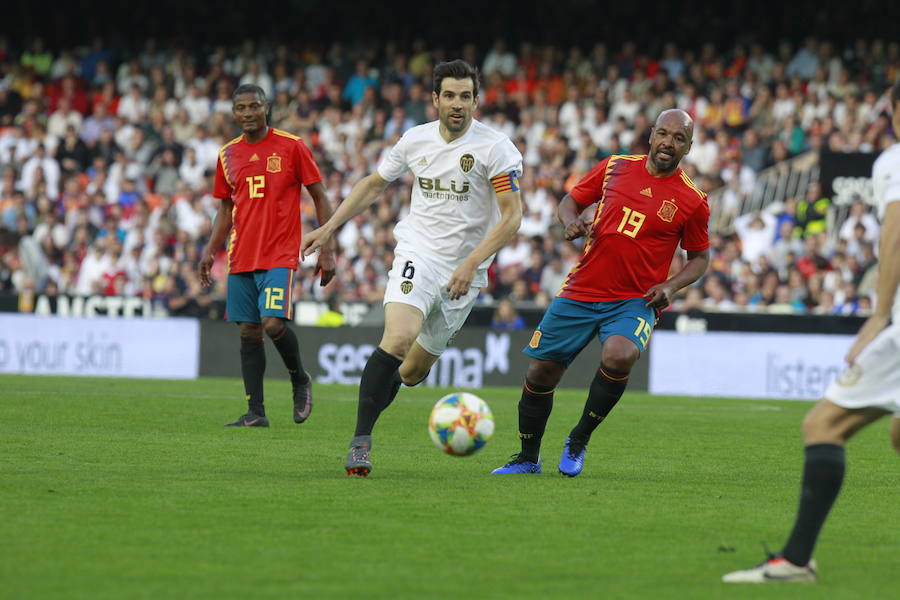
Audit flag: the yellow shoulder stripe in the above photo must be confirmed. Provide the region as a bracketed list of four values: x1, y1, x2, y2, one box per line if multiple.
[679, 171, 706, 199]
[219, 135, 242, 152]
[272, 128, 301, 140]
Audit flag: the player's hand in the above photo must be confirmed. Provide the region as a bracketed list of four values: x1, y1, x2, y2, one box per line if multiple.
[198, 253, 214, 287]
[845, 313, 889, 365]
[446, 260, 476, 301]
[644, 283, 674, 310]
[564, 218, 592, 241]
[315, 246, 336, 286]
[300, 225, 332, 260]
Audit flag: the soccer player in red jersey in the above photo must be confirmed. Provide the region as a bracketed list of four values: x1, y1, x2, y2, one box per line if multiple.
[493, 109, 710, 475]
[199, 84, 335, 427]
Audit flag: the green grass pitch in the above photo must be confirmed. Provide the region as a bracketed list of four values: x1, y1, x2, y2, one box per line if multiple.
[1, 375, 897, 599]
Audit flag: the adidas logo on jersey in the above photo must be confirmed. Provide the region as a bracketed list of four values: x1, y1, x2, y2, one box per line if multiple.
[417, 156, 428, 166]
[250, 154, 260, 161]
[640, 187, 653, 197]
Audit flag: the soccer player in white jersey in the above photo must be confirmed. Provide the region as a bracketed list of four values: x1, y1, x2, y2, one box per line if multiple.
[724, 80, 900, 584]
[301, 60, 523, 477]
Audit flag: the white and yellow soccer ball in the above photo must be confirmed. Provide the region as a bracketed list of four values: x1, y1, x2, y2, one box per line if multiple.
[428, 392, 494, 456]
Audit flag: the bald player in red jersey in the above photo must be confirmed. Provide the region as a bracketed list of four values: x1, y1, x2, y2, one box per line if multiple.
[199, 84, 336, 428]
[493, 109, 710, 476]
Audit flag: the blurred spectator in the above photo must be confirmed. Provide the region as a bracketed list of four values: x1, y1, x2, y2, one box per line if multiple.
[838, 198, 880, 243]
[0, 31, 891, 321]
[490, 298, 525, 330]
[733, 211, 776, 264]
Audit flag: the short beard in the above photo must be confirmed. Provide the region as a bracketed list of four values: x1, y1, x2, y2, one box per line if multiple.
[650, 152, 675, 172]
[443, 114, 468, 133]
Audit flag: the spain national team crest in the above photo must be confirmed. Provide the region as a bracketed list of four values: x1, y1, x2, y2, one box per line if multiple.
[266, 153, 282, 173]
[459, 153, 475, 173]
[657, 199, 678, 222]
[400, 280, 413, 294]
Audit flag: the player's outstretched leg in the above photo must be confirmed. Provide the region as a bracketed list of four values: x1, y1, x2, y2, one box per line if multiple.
[559, 364, 629, 476]
[265, 320, 313, 424]
[345, 347, 402, 476]
[722, 441, 844, 583]
[492, 378, 554, 474]
[723, 400, 886, 583]
[227, 333, 268, 427]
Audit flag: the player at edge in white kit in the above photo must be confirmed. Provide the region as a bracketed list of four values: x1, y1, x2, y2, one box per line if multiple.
[301, 59, 524, 477]
[723, 79, 900, 583]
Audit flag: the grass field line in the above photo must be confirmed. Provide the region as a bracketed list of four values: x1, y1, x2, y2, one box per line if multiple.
[1, 375, 896, 599]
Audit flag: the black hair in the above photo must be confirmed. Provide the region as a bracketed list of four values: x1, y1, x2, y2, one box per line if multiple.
[432, 60, 480, 97]
[892, 79, 900, 108]
[232, 84, 267, 103]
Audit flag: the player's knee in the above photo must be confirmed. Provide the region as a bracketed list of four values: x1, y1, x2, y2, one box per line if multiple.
[802, 402, 844, 444]
[400, 369, 429, 387]
[379, 335, 414, 359]
[602, 355, 634, 374]
[262, 320, 285, 338]
[239, 322, 263, 339]
[891, 431, 900, 455]
[801, 407, 826, 443]
[600, 340, 639, 372]
[600, 347, 637, 373]
[526, 360, 563, 388]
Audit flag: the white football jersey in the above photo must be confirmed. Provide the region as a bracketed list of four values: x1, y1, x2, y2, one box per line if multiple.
[871, 142, 900, 320]
[377, 119, 523, 287]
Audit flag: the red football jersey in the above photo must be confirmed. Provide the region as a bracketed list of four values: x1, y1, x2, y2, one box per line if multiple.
[559, 154, 709, 302]
[214, 128, 322, 273]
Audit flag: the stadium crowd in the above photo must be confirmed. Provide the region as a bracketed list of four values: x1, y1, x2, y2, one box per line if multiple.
[0, 34, 897, 318]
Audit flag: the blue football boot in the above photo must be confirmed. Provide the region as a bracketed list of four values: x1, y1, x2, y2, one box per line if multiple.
[491, 454, 542, 474]
[558, 437, 587, 477]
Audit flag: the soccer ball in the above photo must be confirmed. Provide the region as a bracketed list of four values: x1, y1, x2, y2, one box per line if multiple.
[428, 392, 494, 456]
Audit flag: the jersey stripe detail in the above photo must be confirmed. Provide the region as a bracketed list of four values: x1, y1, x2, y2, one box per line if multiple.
[286, 269, 294, 320]
[679, 171, 706, 199]
[226, 203, 238, 272]
[218, 135, 243, 188]
[272, 128, 301, 140]
[558, 155, 625, 296]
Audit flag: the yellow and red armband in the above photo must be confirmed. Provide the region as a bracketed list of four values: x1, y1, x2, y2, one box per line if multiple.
[490, 171, 520, 195]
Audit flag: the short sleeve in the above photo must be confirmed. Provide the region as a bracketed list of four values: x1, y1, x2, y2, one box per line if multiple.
[569, 158, 611, 207]
[376, 131, 410, 182]
[486, 137, 523, 180]
[487, 137, 523, 195]
[681, 199, 710, 252]
[882, 168, 900, 211]
[213, 153, 233, 199]
[294, 139, 323, 186]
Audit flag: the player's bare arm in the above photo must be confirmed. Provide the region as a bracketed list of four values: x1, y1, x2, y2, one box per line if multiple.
[644, 249, 709, 310]
[557, 193, 592, 240]
[199, 197, 234, 287]
[446, 189, 523, 301]
[846, 199, 900, 364]
[305, 181, 337, 286]
[300, 172, 390, 259]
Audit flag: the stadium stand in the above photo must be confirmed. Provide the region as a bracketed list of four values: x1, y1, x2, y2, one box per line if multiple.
[1, 5, 898, 319]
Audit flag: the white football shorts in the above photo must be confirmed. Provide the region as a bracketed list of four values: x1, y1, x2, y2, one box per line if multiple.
[825, 322, 900, 417]
[382, 253, 481, 356]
